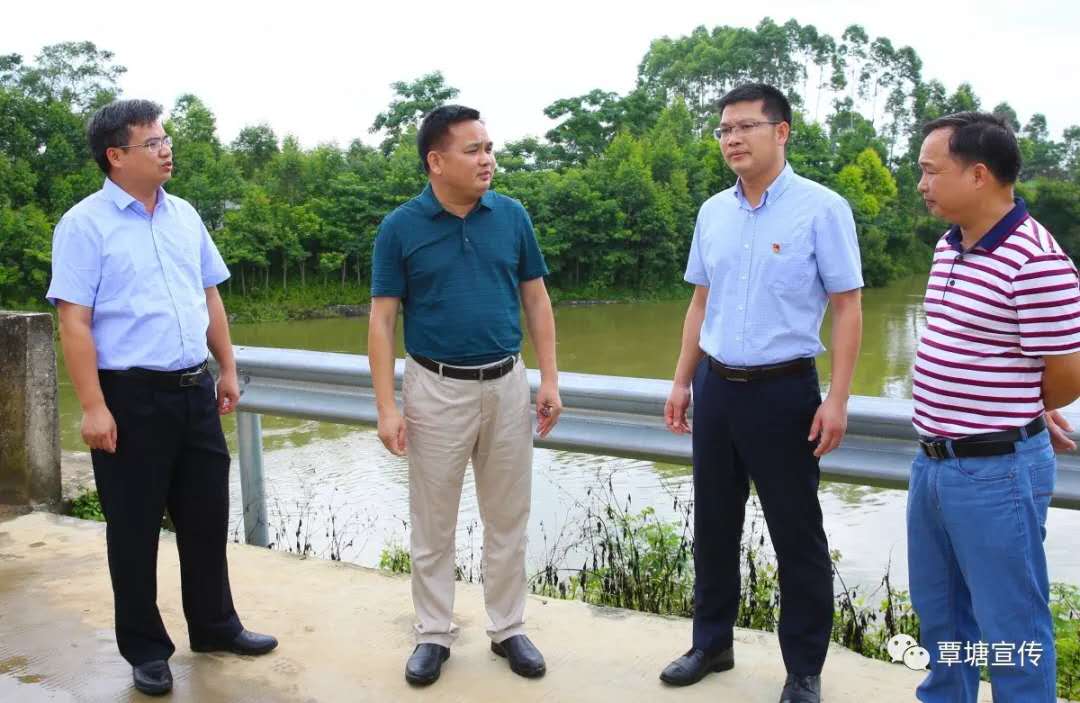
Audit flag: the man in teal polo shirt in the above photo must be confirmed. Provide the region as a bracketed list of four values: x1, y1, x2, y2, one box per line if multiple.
[369, 105, 562, 687]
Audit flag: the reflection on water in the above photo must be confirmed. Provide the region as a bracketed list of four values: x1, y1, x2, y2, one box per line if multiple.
[54, 274, 1080, 592]
[224, 426, 1080, 596]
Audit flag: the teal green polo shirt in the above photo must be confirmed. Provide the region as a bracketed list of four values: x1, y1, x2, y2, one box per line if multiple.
[371, 184, 549, 365]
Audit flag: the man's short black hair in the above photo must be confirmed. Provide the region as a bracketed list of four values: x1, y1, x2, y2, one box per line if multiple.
[922, 111, 1021, 185]
[417, 104, 481, 173]
[716, 83, 793, 126]
[87, 99, 163, 174]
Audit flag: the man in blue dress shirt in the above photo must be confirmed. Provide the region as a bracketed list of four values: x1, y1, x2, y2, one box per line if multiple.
[46, 99, 277, 696]
[658, 84, 864, 703]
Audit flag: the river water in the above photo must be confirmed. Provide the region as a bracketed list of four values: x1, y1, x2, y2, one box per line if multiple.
[55, 274, 1080, 593]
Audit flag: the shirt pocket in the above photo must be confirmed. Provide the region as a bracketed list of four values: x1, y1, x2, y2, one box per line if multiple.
[765, 231, 814, 292]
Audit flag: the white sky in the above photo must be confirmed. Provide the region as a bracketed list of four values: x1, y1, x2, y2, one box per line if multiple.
[3, 0, 1077, 149]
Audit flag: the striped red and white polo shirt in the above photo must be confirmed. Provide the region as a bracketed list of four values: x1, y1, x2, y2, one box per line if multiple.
[913, 199, 1080, 438]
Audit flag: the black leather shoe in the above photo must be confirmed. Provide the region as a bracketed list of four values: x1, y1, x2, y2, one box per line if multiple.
[132, 660, 172, 696]
[191, 629, 278, 656]
[779, 673, 822, 703]
[491, 635, 546, 678]
[405, 643, 450, 686]
[659, 646, 735, 686]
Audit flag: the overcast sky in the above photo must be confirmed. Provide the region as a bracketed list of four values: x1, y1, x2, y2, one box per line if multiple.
[3, 0, 1077, 149]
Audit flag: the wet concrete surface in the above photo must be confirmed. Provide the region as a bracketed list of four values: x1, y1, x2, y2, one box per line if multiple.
[0, 512, 1001, 702]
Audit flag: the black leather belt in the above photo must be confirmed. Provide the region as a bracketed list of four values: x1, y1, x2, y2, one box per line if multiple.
[919, 415, 1047, 459]
[708, 356, 815, 382]
[411, 354, 517, 381]
[100, 361, 209, 390]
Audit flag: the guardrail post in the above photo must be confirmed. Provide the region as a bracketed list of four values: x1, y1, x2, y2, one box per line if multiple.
[236, 411, 270, 547]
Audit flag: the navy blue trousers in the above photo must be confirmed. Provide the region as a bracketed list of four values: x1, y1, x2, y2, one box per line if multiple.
[91, 370, 242, 665]
[690, 356, 833, 675]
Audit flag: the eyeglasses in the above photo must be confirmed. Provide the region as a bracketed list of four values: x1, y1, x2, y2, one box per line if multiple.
[116, 135, 173, 153]
[714, 121, 781, 141]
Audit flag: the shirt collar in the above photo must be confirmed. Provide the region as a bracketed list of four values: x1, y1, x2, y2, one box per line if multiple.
[734, 162, 794, 210]
[944, 197, 1029, 253]
[103, 177, 167, 214]
[418, 182, 496, 219]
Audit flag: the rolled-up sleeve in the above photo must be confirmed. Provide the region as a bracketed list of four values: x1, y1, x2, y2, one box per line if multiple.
[45, 215, 101, 307]
[199, 220, 231, 288]
[814, 197, 864, 293]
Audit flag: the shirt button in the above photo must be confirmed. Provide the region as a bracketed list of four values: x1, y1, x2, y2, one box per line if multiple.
[741, 275, 747, 280]
[735, 336, 742, 341]
[738, 306, 744, 311]
[949, 280, 955, 286]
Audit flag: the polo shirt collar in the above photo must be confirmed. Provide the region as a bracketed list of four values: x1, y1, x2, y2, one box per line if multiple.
[103, 177, 167, 214]
[734, 162, 794, 210]
[945, 197, 1029, 253]
[419, 182, 496, 218]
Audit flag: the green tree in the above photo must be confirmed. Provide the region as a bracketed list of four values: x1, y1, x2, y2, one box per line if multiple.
[370, 71, 460, 155]
[231, 124, 279, 179]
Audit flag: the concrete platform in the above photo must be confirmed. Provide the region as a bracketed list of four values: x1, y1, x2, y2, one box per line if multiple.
[0, 512, 997, 702]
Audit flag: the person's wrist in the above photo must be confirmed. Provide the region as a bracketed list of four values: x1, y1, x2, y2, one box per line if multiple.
[81, 398, 107, 413]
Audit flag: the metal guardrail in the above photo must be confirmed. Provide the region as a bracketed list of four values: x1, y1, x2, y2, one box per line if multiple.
[224, 346, 1080, 546]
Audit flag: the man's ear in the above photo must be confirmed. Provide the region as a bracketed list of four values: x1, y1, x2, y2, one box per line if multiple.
[426, 150, 441, 176]
[971, 162, 991, 190]
[106, 147, 124, 172]
[776, 121, 791, 147]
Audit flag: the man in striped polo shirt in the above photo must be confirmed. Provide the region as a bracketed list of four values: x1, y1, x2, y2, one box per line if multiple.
[909, 111, 1080, 702]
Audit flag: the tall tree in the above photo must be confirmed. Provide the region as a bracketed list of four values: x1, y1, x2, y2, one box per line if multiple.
[370, 71, 459, 154]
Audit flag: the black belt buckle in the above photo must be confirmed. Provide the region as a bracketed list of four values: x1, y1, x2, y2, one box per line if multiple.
[920, 440, 949, 460]
[179, 368, 205, 388]
[726, 368, 750, 382]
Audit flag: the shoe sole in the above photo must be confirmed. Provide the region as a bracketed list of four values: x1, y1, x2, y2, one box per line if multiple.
[405, 649, 450, 686]
[659, 659, 735, 686]
[191, 642, 278, 656]
[490, 642, 546, 678]
[133, 681, 172, 696]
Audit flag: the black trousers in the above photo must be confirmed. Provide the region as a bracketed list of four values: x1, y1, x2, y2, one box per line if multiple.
[690, 356, 833, 675]
[91, 369, 242, 666]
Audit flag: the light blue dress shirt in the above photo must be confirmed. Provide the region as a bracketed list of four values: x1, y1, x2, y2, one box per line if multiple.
[46, 178, 231, 371]
[685, 163, 863, 367]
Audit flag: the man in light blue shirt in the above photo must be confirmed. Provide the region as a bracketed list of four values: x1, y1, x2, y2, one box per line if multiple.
[659, 84, 863, 703]
[47, 99, 276, 696]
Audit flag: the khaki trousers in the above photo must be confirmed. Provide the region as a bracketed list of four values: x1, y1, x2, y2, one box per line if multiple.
[402, 355, 533, 646]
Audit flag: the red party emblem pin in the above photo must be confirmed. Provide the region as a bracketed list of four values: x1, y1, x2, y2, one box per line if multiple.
[771, 242, 781, 254]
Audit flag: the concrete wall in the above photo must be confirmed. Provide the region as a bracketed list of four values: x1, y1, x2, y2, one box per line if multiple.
[0, 311, 60, 506]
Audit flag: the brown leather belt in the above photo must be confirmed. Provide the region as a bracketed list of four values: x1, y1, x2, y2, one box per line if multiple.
[411, 354, 517, 381]
[708, 356, 815, 382]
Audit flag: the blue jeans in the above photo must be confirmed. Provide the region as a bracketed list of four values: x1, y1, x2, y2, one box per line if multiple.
[907, 430, 1057, 702]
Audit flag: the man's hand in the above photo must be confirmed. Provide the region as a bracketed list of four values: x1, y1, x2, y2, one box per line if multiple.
[217, 369, 241, 415]
[1046, 409, 1076, 453]
[377, 410, 407, 456]
[536, 381, 563, 438]
[82, 403, 117, 453]
[665, 383, 692, 434]
[809, 394, 848, 458]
